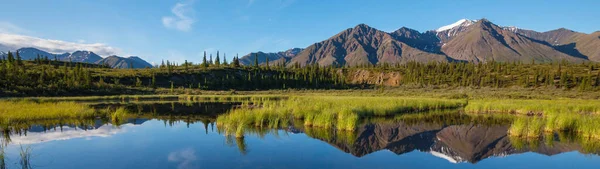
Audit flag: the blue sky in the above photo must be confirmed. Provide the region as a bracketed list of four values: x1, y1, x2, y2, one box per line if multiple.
[0, 0, 598, 64]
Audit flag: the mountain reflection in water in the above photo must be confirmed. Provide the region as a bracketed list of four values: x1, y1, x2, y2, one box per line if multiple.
[0, 101, 598, 168]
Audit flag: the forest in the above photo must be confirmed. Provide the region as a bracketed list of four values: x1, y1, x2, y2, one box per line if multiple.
[1, 51, 599, 97]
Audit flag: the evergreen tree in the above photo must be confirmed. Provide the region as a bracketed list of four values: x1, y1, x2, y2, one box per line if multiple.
[202, 51, 208, 68]
[184, 60, 189, 72]
[233, 55, 240, 68]
[254, 53, 259, 68]
[7, 51, 15, 64]
[16, 50, 22, 66]
[215, 51, 221, 67]
[265, 56, 269, 69]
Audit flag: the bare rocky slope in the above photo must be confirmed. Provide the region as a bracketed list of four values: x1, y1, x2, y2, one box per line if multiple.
[245, 19, 599, 66]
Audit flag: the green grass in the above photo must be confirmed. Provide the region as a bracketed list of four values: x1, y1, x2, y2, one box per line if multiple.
[465, 99, 600, 115]
[0, 100, 96, 122]
[217, 96, 466, 137]
[507, 115, 600, 139]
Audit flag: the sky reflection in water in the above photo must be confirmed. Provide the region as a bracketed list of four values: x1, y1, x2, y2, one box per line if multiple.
[1, 118, 599, 169]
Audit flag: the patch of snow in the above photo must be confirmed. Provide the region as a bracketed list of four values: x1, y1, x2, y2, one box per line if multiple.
[503, 26, 519, 32]
[436, 19, 474, 32]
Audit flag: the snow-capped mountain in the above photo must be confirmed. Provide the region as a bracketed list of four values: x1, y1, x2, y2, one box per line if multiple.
[436, 19, 476, 32]
[435, 19, 477, 42]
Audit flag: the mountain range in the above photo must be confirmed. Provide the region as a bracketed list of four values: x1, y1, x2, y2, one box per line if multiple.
[242, 19, 600, 66]
[0, 47, 153, 69]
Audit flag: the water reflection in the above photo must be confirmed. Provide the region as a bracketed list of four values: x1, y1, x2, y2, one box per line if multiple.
[168, 148, 199, 169]
[0, 101, 599, 168]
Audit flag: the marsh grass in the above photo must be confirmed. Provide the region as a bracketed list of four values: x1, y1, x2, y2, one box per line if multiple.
[508, 115, 600, 140]
[110, 107, 129, 125]
[0, 101, 96, 122]
[217, 96, 465, 137]
[465, 99, 600, 115]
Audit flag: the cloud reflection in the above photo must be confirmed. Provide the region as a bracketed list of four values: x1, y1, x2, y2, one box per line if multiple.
[168, 148, 199, 169]
[9, 124, 133, 145]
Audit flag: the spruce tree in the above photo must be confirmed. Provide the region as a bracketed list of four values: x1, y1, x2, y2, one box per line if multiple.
[16, 50, 22, 66]
[184, 60, 189, 72]
[215, 51, 221, 67]
[6, 51, 14, 64]
[202, 51, 208, 68]
[254, 53, 259, 68]
[233, 55, 240, 68]
[266, 56, 269, 69]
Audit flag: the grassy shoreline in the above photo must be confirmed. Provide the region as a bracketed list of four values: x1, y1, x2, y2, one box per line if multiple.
[2, 93, 600, 139]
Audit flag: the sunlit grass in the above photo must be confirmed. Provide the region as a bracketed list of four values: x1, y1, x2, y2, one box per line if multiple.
[465, 99, 600, 115]
[0, 100, 96, 122]
[217, 96, 466, 137]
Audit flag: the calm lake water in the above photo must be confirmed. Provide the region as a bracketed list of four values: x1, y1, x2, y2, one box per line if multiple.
[1, 102, 599, 169]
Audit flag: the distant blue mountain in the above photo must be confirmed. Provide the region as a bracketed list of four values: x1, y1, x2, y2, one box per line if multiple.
[95, 55, 153, 69]
[1, 47, 152, 68]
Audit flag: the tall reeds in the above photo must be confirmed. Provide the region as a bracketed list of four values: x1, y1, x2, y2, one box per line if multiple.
[0, 100, 95, 122]
[217, 96, 466, 137]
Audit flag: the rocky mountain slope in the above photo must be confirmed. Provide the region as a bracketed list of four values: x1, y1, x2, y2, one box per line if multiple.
[288, 24, 449, 67]
[240, 48, 303, 66]
[246, 19, 599, 66]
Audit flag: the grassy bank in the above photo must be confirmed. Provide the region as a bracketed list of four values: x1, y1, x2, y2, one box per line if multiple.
[465, 99, 600, 139]
[465, 99, 600, 115]
[0, 101, 96, 122]
[216, 96, 466, 137]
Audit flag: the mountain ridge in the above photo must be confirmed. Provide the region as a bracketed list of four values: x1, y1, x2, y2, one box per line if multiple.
[245, 18, 599, 66]
[0, 47, 153, 68]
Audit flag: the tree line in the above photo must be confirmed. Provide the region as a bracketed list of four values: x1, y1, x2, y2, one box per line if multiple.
[1, 49, 599, 96]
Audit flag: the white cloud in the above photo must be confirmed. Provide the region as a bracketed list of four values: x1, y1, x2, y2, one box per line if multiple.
[162, 1, 196, 32]
[0, 33, 121, 56]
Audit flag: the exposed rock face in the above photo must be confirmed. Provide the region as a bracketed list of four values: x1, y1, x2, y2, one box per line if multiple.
[289, 24, 449, 67]
[246, 18, 599, 66]
[240, 48, 303, 66]
[440, 19, 584, 63]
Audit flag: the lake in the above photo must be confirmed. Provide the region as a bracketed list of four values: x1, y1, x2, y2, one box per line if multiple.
[1, 101, 599, 169]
